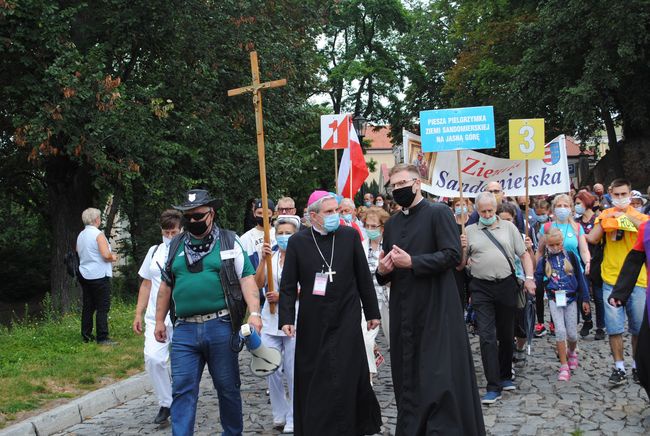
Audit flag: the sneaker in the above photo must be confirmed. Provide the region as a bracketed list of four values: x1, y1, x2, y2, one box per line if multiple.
[97, 339, 118, 346]
[500, 380, 516, 391]
[580, 320, 593, 338]
[548, 322, 555, 336]
[534, 323, 547, 338]
[608, 368, 627, 386]
[481, 391, 502, 404]
[558, 365, 571, 381]
[633, 369, 640, 384]
[273, 420, 286, 430]
[153, 406, 170, 424]
[282, 423, 294, 434]
[594, 328, 606, 340]
[568, 351, 579, 370]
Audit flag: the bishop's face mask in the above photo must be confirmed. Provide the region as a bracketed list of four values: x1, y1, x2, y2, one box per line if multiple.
[321, 213, 340, 233]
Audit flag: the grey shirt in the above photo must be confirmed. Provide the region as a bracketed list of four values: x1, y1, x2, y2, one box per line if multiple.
[466, 217, 526, 281]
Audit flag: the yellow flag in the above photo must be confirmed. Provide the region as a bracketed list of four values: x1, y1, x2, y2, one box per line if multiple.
[509, 119, 545, 160]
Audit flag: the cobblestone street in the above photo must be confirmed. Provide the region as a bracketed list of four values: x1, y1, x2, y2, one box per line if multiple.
[56, 327, 650, 435]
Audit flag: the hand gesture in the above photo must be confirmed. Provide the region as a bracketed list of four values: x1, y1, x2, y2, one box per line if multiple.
[377, 250, 394, 275]
[154, 320, 167, 343]
[524, 236, 533, 251]
[367, 319, 380, 330]
[390, 245, 412, 269]
[282, 324, 296, 337]
[132, 314, 143, 335]
[248, 314, 263, 334]
[609, 297, 623, 307]
[266, 291, 279, 303]
[524, 278, 536, 295]
[460, 234, 468, 249]
[261, 242, 273, 260]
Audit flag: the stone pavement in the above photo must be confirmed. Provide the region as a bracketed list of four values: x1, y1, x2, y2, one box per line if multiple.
[53, 327, 650, 435]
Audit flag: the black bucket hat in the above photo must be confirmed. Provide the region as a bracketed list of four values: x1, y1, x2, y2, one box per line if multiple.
[173, 189, 221, 211]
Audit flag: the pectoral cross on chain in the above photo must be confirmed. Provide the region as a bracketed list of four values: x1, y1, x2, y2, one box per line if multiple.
[325, 267, 336, 283]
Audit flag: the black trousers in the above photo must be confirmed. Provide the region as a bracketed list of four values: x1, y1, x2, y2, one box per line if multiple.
[79, 276, 111, 342]
[470, 276, 517, 393]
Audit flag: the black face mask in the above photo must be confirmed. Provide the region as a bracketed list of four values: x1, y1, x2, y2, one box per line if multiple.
[254, 216, 270, 227]
[392, 185, 417, 208]
[185, 219, 209, 236]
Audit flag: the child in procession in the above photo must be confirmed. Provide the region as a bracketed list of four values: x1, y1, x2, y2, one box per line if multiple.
[534, 228, 591, 381]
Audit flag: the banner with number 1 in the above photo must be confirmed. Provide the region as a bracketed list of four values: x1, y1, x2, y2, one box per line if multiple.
[321, 114, 350, 150]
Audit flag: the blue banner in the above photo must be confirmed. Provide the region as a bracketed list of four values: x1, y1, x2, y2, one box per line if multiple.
[420, 106, 496, 152]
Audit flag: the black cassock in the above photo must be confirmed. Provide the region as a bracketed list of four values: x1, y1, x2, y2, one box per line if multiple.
[376, 200, 485, 435]
[279, 225, 382, 435]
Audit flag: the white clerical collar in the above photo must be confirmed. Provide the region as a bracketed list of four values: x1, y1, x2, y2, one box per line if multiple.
[401, 197, 424, 215]
[312, 223, 328, 235]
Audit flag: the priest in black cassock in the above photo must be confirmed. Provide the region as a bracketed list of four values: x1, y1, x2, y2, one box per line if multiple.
[376, 164, 485, 435]
[279, 190, 382, 436]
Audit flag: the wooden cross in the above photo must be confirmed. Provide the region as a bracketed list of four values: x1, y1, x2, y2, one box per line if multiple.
[228, 51, 287, 314]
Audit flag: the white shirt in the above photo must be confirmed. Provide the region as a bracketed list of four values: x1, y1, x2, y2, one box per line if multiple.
[138, 242, 172, 326]
[77, 225, 112, 280]
[261, 251, 298, 336]
[239, 226, 276, 269]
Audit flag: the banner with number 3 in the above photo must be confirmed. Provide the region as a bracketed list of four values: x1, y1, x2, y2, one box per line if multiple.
[509, 119, 545, 160]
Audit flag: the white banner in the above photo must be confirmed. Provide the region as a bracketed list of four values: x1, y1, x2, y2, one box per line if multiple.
[431, 134, 570, 198]
[403, 130, 571, 197]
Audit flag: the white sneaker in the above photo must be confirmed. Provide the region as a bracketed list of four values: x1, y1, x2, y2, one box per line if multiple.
[282, 423, 294, 433]
[273, 420, 285, 429]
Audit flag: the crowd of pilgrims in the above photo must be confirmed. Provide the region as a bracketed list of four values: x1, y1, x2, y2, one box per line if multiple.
[239, 178, 650, 430]
[115, 166, 649, 435]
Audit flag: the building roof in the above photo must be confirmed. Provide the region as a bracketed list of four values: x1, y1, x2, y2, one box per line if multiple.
[365, 125, 393, 150]
[565, 135, 594, 157]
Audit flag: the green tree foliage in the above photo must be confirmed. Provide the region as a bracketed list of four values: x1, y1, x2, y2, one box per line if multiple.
[0, 0, 330, 309]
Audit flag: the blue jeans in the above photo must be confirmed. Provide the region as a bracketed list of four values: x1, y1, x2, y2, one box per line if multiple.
[602, 282, 647, 336]
[170, 317, 242, 436]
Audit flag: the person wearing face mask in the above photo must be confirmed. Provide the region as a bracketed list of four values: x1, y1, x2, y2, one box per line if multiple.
[362, 206, 391, 382]
[255, 215, 300, 434]
[586, 179, 649, 386]
[631, 190, 648, 214]
[154, 189, 262, 435]
[575, 191, 605, 340]
[377, 164, 485, 434]
[338, 197, 369, 253]
[531, 198, 552, 336]
[374, 194, 387, 211]
[463, 192, 536, 406]
[363, 192, 375, 208]
[452, 197, 472, 310]
[132, 209, 182, 424]
[279, 190, 381, 436]
[240, 198, 278, 274]
[466, 181, 527, 234]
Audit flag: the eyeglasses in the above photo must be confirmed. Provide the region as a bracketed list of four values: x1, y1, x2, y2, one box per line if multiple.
[278, 207, 295, 213]
[183, 211, 210, 221]
[388, 178, 417, 193]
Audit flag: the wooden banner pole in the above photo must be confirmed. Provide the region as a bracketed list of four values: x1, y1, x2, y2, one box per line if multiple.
[457, 150, 466, 233]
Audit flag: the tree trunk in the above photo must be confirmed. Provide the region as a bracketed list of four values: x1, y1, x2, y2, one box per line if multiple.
[104, 188, 122, 239]
[45, 155, 94, 313]
[601, 107, 625, 178]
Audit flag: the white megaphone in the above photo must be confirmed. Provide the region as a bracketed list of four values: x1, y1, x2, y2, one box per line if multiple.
[239, 324, 282, 377]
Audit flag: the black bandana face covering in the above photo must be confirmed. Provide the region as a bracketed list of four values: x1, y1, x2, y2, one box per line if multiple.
[184, 225, 220, 272]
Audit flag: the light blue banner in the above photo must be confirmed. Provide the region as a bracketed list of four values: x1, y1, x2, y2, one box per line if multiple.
[420, 106, 496, 152]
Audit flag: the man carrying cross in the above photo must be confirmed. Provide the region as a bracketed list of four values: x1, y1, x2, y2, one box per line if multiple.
[279, 190, 382, 436]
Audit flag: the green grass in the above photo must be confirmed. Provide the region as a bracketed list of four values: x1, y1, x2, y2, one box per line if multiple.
[0, 299, 145, 428]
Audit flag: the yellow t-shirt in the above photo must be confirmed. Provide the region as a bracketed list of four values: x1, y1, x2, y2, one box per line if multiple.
[595, 206, 648, 287]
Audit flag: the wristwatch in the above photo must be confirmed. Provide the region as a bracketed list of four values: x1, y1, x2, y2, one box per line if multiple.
[525, 276, 534, 280]
[249, 312, 261, 318]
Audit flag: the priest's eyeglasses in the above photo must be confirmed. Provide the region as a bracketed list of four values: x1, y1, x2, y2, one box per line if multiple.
[387, 178, 417, 193]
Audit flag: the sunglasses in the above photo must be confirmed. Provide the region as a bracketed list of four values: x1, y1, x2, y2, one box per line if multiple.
[183, 211, 210, 221]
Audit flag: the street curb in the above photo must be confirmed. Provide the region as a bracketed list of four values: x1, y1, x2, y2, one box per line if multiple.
[0, 372, 152, 436]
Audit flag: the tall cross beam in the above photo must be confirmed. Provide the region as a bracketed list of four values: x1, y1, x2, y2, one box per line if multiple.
[228, 51, 287, 314]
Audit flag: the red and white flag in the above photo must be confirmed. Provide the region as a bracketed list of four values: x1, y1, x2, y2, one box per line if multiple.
[337, 120, 369, 199]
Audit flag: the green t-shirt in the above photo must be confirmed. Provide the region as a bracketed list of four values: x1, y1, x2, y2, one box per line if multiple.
[171, 238, 254, 318]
